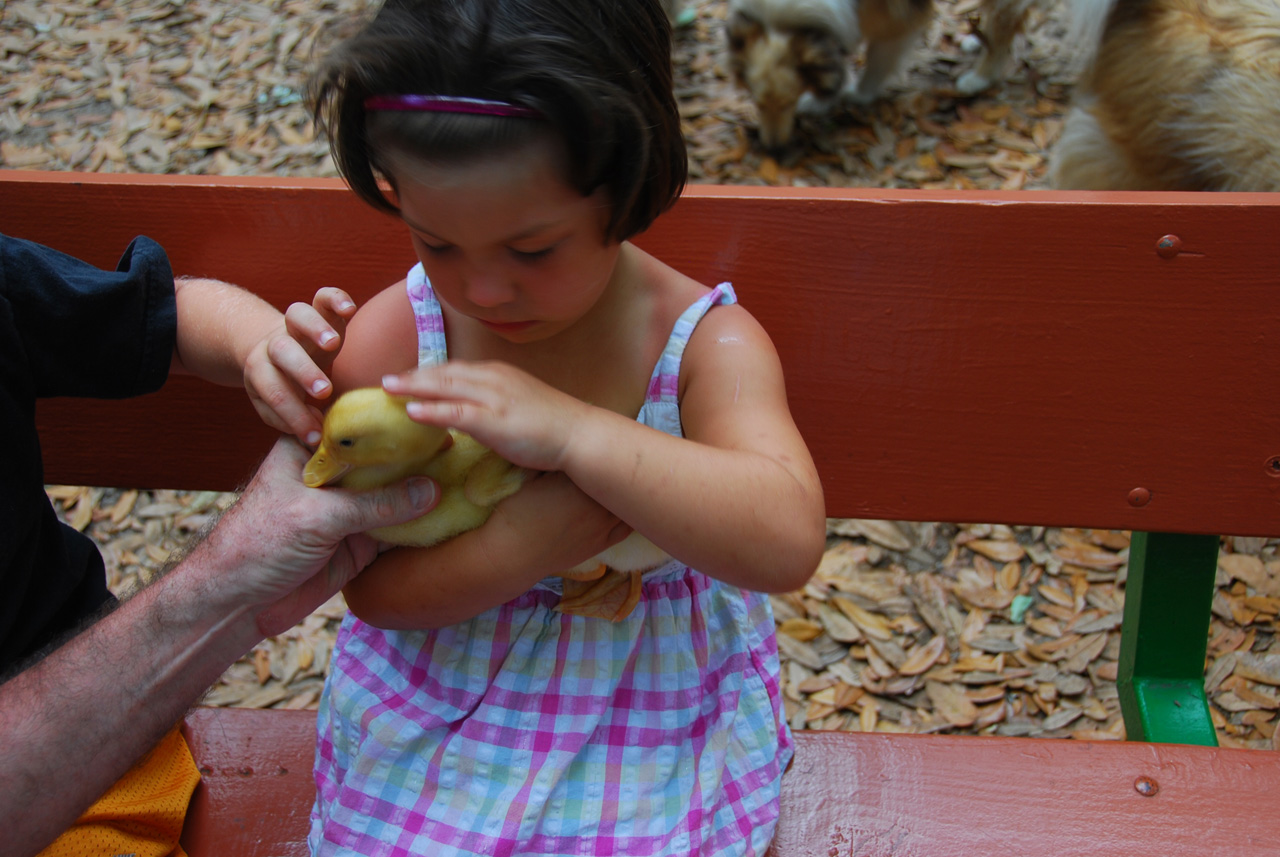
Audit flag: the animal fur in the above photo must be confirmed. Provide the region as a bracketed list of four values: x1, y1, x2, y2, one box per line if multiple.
[1052, 0, 1280, 190]
[726, 0, 1043, 148]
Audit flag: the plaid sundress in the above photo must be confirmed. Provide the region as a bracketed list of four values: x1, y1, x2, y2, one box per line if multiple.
[308, 265, 793, 856]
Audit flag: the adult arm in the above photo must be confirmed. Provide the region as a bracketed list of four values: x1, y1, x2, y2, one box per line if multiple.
[0, 439, 437, 857]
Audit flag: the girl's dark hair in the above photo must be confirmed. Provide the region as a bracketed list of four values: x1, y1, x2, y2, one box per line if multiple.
[310, 0, 686, 243]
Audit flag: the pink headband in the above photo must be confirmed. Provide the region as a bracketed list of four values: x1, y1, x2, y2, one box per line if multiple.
[363, 94, 542, 119]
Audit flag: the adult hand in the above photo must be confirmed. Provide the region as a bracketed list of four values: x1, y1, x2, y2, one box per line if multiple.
[193, 436, 438, 637]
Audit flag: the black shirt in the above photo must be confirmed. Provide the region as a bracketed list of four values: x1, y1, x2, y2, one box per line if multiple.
[0, 234, 176, 671]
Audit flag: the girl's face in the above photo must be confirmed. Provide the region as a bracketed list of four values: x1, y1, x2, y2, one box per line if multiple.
[385, 137, 621, 344]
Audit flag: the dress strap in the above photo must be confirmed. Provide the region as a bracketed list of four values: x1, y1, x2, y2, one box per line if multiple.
[406, 264, 448, 368]
[644, 282, 737, 406]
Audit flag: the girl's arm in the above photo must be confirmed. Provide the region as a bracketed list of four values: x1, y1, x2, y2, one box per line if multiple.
[566, 305, 824, 592]
[332, 283, 632, 628]
[170, 276, 283, 384]
[342, 472, 632, 629]
[172, 276, 359, 443]
[388, 304, 826, 594]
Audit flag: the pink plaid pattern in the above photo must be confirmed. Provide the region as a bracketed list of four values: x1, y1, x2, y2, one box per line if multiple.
[309, 270, 791, 855]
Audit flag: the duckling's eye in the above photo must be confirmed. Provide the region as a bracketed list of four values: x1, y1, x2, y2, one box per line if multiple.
[338, 438, 355, 448]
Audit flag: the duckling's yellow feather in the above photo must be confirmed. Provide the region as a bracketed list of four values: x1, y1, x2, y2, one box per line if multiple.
[304, 387, 672, 620]
[303, 388, 526, 547]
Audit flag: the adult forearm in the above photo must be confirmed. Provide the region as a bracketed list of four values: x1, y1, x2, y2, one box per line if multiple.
[0, 557, 261, 856]
[0, 437, 436, 855]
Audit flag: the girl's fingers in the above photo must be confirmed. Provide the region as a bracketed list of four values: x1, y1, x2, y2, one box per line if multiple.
[314, 287, 357, 321]
[267, 334, 333, 400]
[250, 388, 323, 444]
[310, 288, 357, 337]
[284, 302, 343, 358]
[404, 398, 475, 426]
[382, 361, 508, 402]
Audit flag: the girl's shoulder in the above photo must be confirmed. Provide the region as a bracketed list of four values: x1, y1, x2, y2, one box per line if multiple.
[331, 277, 418, 391]
[629, 243, 773, 355]
[629, 245, 713, 319]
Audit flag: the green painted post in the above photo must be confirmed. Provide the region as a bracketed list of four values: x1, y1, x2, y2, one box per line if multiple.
[1116, 530, 1220, 746]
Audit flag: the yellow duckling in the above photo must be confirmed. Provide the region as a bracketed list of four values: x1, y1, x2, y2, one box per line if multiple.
[303, 387, 670, 620]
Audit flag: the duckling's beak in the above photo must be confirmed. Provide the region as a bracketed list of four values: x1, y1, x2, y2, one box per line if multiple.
[303, 445, 352, 487]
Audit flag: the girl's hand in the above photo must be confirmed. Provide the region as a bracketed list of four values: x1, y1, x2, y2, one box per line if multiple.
[382, 361, 589, 471]
[244, 288, 356, 444]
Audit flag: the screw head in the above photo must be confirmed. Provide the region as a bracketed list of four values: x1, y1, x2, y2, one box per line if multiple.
[1266, 456, 1280, 478]
[1156, 235, 1183, 259]
[1134, 775, 1160, 797]
[1128, 487, 1151, 507]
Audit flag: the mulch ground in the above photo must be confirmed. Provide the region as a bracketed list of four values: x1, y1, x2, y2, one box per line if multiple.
[7, 0, 1279, 748]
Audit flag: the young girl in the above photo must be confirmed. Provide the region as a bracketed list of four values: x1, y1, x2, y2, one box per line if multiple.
[270, 0, 826, 853]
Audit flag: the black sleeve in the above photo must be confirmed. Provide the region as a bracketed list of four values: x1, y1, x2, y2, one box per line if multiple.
[0, 232, 178, 672]
[0, 233, 177, 400]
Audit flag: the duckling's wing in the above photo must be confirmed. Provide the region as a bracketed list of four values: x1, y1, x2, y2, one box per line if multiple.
[464, 453, 528, 506]
[367, 485, 495, 547]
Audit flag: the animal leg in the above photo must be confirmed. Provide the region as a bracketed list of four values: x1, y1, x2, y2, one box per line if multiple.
[560, 563, 608, 582]
[956, 0, 1034, 95]
[558, 570, 643, 622]
[850, 33, 917, 103]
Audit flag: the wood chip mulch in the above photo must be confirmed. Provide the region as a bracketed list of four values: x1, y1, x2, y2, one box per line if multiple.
[10, 0, 1279, 749]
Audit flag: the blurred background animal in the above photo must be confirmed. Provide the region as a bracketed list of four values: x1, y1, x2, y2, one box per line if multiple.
[727, 0, 1048, 148]
[1051, 0, 1280, 190]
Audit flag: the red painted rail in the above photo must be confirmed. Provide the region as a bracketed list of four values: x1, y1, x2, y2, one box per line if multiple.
[5, 171, 1279, 535]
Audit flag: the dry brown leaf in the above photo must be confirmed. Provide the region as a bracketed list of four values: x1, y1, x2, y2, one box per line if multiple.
[1069, 729, 1123, 741]
[1221, 554, 1276, 594]
[68, 491, 97, 532]
[954, 580, 1014, 610]
[1037, 582, 1074, 609]
[779, 617, 824, 642]
[254, 647, 272, 685]
[830, 519, 914, 551]
[817, 603, 863, 644]
[1053, 541, 1124, 569]
[832, 597, 893, 641]
[860, 699, 880, 733]
[926, 680, 978, 727]
[108, 489, 139, 524]
[967, 684, 1006, 705]
[1236, 653, 1280, 687]
[997, 560, 1022, 592]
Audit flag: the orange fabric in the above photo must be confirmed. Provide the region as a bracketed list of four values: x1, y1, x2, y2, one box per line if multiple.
[38, 724, 201, 857]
